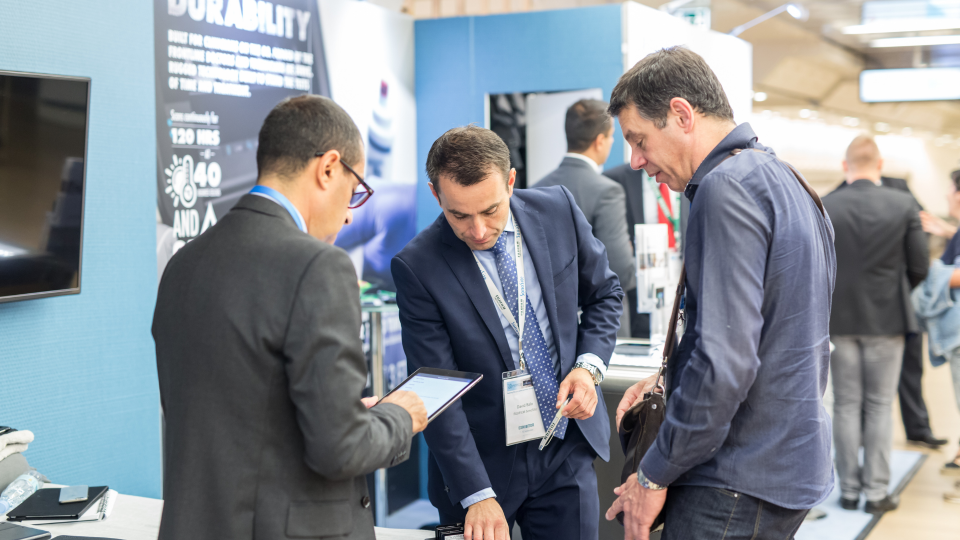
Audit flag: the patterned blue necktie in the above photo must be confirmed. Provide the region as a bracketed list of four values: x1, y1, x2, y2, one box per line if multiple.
[488, 232, 567, 439]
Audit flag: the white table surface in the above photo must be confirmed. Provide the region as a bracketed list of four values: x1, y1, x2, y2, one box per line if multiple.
[7, 490, 430, 540]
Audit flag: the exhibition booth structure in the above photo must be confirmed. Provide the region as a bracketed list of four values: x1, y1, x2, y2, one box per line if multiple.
[0, 0, 752, 536]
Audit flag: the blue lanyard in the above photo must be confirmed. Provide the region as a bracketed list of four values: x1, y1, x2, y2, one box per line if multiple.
[249, 185, 307, 233]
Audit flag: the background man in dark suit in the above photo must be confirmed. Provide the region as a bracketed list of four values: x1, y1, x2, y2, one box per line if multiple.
[537, 99, 635, 337]
[833, 175, 946, 449]
[823, 135, 929, 514]
[602, 164, 647, 337]
[153, 95, 427, 540]
[392, 126, 623, 540]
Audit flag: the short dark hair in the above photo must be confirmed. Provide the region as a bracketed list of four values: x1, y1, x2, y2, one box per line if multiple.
[426, 125, 511, 194]
[608, 46, 734, 128]
[951, 169, 960, 191]
[256, 94, 363, 179]
[565, 99, 612, 152]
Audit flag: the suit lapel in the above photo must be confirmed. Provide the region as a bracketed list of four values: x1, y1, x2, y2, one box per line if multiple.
[440, 218, 514, 372]
[510, 196, 564, 365]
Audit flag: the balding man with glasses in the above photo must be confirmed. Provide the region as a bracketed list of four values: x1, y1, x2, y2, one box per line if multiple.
[153, 95, 427, 540]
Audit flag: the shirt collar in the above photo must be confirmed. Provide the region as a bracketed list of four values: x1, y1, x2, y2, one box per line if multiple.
[503, 210, 515, 233]
[688, 123, 760, 189]
[563, 152, 603, 174]
[249, 185, 308, 233]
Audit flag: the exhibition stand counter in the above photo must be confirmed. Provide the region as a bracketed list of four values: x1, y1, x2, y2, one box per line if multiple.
[9, 486, 430, 540]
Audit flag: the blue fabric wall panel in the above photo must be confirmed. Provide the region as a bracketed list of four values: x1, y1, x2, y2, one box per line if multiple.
[414, 6, 624, 231]
[0, 1, 160, 497]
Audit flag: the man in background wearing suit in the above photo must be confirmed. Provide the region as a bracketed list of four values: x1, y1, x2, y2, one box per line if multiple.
[603, 164, 647, 338]
[833, 175, 948, 450]
[153, 95, 427, 540]
[823, 135, 929, 514]
[393, 126, 623, 540]
[537, 99, 635, 337]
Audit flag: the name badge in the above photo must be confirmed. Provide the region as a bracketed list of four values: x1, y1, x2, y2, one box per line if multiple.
[502, 369, 545, 446]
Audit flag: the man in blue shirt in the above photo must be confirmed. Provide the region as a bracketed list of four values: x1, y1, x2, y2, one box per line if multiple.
[604, 47, 836, 540]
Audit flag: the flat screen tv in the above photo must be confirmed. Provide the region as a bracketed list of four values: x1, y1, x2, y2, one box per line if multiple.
[0, 71, 89, 303]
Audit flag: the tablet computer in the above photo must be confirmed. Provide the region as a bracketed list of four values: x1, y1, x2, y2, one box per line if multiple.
[382, 367, 482, 423]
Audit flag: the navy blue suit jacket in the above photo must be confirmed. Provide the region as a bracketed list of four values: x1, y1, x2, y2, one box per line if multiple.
[391, 186, 621, 507]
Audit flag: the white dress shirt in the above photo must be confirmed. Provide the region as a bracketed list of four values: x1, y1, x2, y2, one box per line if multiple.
[563, 152, 602, 174]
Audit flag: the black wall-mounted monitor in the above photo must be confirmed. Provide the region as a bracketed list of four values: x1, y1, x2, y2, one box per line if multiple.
[0, 71, 90, 303]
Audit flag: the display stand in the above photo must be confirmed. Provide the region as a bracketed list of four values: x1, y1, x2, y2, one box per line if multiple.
[363, 304, 399, 526]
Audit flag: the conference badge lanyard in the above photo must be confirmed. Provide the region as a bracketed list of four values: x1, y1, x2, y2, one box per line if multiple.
[472, 213, 546, 446]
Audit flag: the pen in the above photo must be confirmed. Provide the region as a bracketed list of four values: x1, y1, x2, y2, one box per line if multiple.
[539, 396, 572, 450]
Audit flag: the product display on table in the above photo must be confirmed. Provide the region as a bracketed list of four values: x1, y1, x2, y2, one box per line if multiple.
[0, 522, 50, 540]
[6, 487, 108, 522]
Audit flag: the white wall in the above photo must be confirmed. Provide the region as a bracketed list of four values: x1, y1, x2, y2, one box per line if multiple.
[622, 1, 753, 126]
[750, 113, 959, 216]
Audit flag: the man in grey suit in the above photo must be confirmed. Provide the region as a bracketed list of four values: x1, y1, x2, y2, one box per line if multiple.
[537, 99, 635, 335]
[153, 95, 427, 540]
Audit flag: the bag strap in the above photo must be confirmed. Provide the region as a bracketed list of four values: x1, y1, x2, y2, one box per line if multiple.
[653, 148, 825, 391]
[733, 148, 825, 218]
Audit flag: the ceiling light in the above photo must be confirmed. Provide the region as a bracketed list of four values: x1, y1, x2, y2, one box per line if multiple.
[843, 18, 960, 35]
[799, 108, 812, 119]
[875, 122, 890, 132]
[842, 116, 860, 127]
[753, 91, 768, 102]
[871, 35, 960, 48]
[729, 3, 809, 37]
[901, 127, 912, 136]
[786, 4, 806, 19]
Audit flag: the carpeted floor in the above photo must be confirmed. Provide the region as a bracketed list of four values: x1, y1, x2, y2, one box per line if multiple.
[795, 450, 927, 540]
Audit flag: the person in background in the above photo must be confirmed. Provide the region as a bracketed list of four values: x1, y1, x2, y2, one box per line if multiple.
[536, 99, 635, 337]
[916, 169, 960, 481]
[832, 175, 947, 450]
[153, 95, 427, 540]
[823, 135, 929, 514]
[607, 46, 836, 540]
[393, 126, 623, 540]
[603, 164, 648, 338]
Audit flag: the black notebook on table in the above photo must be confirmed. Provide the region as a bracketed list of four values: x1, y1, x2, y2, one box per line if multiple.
[6, 486, 108, 522]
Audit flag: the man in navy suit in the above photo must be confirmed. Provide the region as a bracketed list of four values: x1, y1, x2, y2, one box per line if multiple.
[392, 126, 623, 540]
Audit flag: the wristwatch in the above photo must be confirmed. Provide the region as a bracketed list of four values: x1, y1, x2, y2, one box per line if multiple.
[637, 470, 667, 491]
[574, 361, 603, 385]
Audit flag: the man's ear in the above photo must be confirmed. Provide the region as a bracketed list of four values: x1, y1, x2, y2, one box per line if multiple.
[593, 132, 606, 151]
[429, 182, 442, 207]
[841, 160, 849, 174]
[670, 97, 696, 134]
[507, 169, 516, 195]
[315, 150, 341, 191]
[877, 157, 884, 173]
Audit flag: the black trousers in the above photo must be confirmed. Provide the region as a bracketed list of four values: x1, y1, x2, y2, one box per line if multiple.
[898, 332, 933, 439]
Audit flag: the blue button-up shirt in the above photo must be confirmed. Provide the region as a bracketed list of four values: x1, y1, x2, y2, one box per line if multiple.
[639, 123, 836, 509]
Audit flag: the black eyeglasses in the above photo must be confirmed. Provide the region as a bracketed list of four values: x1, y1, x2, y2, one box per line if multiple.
[315, 151, 374, 209]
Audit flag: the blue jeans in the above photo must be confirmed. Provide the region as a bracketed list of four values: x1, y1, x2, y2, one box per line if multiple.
[661, 486, 808, 540]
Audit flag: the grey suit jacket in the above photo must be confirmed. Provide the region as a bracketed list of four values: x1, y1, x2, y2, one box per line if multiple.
[537, 157, 636, 290]
[153, 194, 412, 540]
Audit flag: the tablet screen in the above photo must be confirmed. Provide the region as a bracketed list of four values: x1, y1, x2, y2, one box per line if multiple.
[397, 372, 477, 418]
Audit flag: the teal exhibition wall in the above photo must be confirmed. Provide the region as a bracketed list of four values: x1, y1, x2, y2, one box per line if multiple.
[414, 5, 625, 231]
[0, 1, 161, 497]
